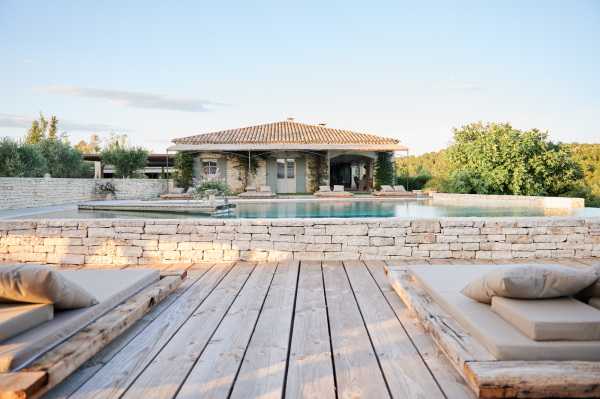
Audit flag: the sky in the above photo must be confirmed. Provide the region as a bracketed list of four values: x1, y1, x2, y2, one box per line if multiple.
[1, 0, 599, 155]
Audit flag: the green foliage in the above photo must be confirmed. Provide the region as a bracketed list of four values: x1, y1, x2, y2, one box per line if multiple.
[101, 145, 149, 178]
[396, 167, 432, 190]
[0, 138, 48, 177]
[374, 152, 394, 190]
[38, 138, 92, 178]
[193, 180, 231, 198]
[25, 113, 60, 144]
[568, 144, 600, 207]
[445, 122, 582, 196]
[396, 150, 450, 179]
[174, 152, 194, 188]
[17, 143, 49, 177]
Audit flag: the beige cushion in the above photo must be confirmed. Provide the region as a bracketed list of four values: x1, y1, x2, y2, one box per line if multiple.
[590, 297, 600, 310]
[0, 265, 98, 309]
[491, 296, 600, 341]
[319, 185, 331, 192]
[333, 185, 344, 192]
[461, 264, 597, 304]
[0, 304, 53, 341]
[393, 185, 407, 192]
[380, 185, 394, 192]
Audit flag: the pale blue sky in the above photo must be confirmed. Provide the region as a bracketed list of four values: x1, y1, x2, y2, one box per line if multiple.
[1, 1, 599, 154]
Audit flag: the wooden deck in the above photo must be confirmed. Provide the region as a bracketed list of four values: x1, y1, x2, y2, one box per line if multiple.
[44, 259, 527, 399]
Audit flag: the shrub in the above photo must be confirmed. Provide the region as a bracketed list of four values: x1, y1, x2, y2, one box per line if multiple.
[174, 152, 194, 188]
[0, 138, 48, 177]
[396, 168, 432, 190]
[193, 181, 231, 198]
[101, 146, 149, 178]
[38, 138, 92, 178]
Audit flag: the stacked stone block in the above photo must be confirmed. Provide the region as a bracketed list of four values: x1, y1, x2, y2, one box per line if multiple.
[0, 217, 599, 265]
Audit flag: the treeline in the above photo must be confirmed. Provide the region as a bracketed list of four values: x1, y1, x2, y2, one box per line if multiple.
[0, 114, 149, 179]
[396, 122, 600, 207]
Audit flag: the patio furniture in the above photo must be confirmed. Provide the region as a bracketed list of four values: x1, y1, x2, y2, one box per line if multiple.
[160, 187, 194, 200]
[373, 184, 416, 197]
[386, 263, 600, 398]
[0, 267, 185, 398]
[314, 185, 353, 197]
[238, 184, 276, 198]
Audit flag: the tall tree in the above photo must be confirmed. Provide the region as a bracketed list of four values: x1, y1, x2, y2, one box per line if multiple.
[374, 152, 395, 189]
[47, 116, 59, 140]
[25, 120, 43, 144]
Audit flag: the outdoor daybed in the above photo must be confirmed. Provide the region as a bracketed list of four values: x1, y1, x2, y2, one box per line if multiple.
[386, 263, 600, 398]
[238, 185, 276, 198]
[0, 266, 185, 398]
[373, 185, 417, 197]
[314, 185, 353, 198]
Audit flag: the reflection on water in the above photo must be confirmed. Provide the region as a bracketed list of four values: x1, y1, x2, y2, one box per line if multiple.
[17, 199, 600, 219]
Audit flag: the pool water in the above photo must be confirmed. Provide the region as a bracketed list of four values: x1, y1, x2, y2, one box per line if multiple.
[15, 199, 600, 219]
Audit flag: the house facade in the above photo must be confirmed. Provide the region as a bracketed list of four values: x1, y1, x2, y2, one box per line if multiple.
[168, 119, 407, 194]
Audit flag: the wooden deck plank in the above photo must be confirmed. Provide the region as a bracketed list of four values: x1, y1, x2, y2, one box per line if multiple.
[322, 260, 390, 398]
[67, 263, 230, 399]
[229, 260, 299, 399]
[343, 260, 445, 399]
[285, 260, 336, 399]
[367, 260, 476, 399]
[118, 262, 256, 399]
[175, 262, 278, 398]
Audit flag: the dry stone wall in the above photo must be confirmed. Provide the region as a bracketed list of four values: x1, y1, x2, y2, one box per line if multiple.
[0, 177, 168, 210]
[1, 217, 599, 266]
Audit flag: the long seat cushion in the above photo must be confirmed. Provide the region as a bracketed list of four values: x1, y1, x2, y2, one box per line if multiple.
[0, 268, 159, 372]
[409, 265, 600, 361]
[491, 296, 600, 341]
[0, 304, 54, 342]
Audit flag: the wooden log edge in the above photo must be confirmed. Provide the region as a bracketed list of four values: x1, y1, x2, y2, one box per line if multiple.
[465, 360, 600, 399]
[0, 273, 185, 398]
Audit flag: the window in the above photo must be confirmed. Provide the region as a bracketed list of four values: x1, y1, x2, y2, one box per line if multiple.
[286, 159, 295, 178]
[277, 159, 285, 178]
[202, 160, 218, 177]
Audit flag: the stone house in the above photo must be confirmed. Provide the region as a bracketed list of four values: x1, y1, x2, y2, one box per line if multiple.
[168, 119, 407, 194]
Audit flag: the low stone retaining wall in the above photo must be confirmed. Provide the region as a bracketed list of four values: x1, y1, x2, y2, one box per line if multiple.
[431, 193, 585, 208]
[1, 217, 599, 265]
[0, 177, 168, 210]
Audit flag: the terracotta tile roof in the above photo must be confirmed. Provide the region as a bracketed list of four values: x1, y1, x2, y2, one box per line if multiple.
[172, 120, 401, 146]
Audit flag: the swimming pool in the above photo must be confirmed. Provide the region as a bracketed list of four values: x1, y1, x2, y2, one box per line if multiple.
[13, 198, 600, 219]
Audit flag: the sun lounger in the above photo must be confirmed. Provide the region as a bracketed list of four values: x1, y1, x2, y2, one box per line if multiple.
[314, 185, 353, 197]
[373, 184, 416, 197]
[387, 263, 600, 398]
[0, 268, 184, 398]
[238, 184, 276, 198]
[160, 187, 194, 200]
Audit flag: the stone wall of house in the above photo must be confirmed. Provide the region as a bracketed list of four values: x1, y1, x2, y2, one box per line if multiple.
[0, 177, 168, 210]
[1, 217, 598, 265]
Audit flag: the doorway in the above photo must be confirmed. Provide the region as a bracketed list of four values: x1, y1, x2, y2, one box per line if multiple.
[276, 158, 296, 193]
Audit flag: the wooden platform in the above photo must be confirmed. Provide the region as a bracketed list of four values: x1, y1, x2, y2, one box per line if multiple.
[43, 260, 478, 399]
